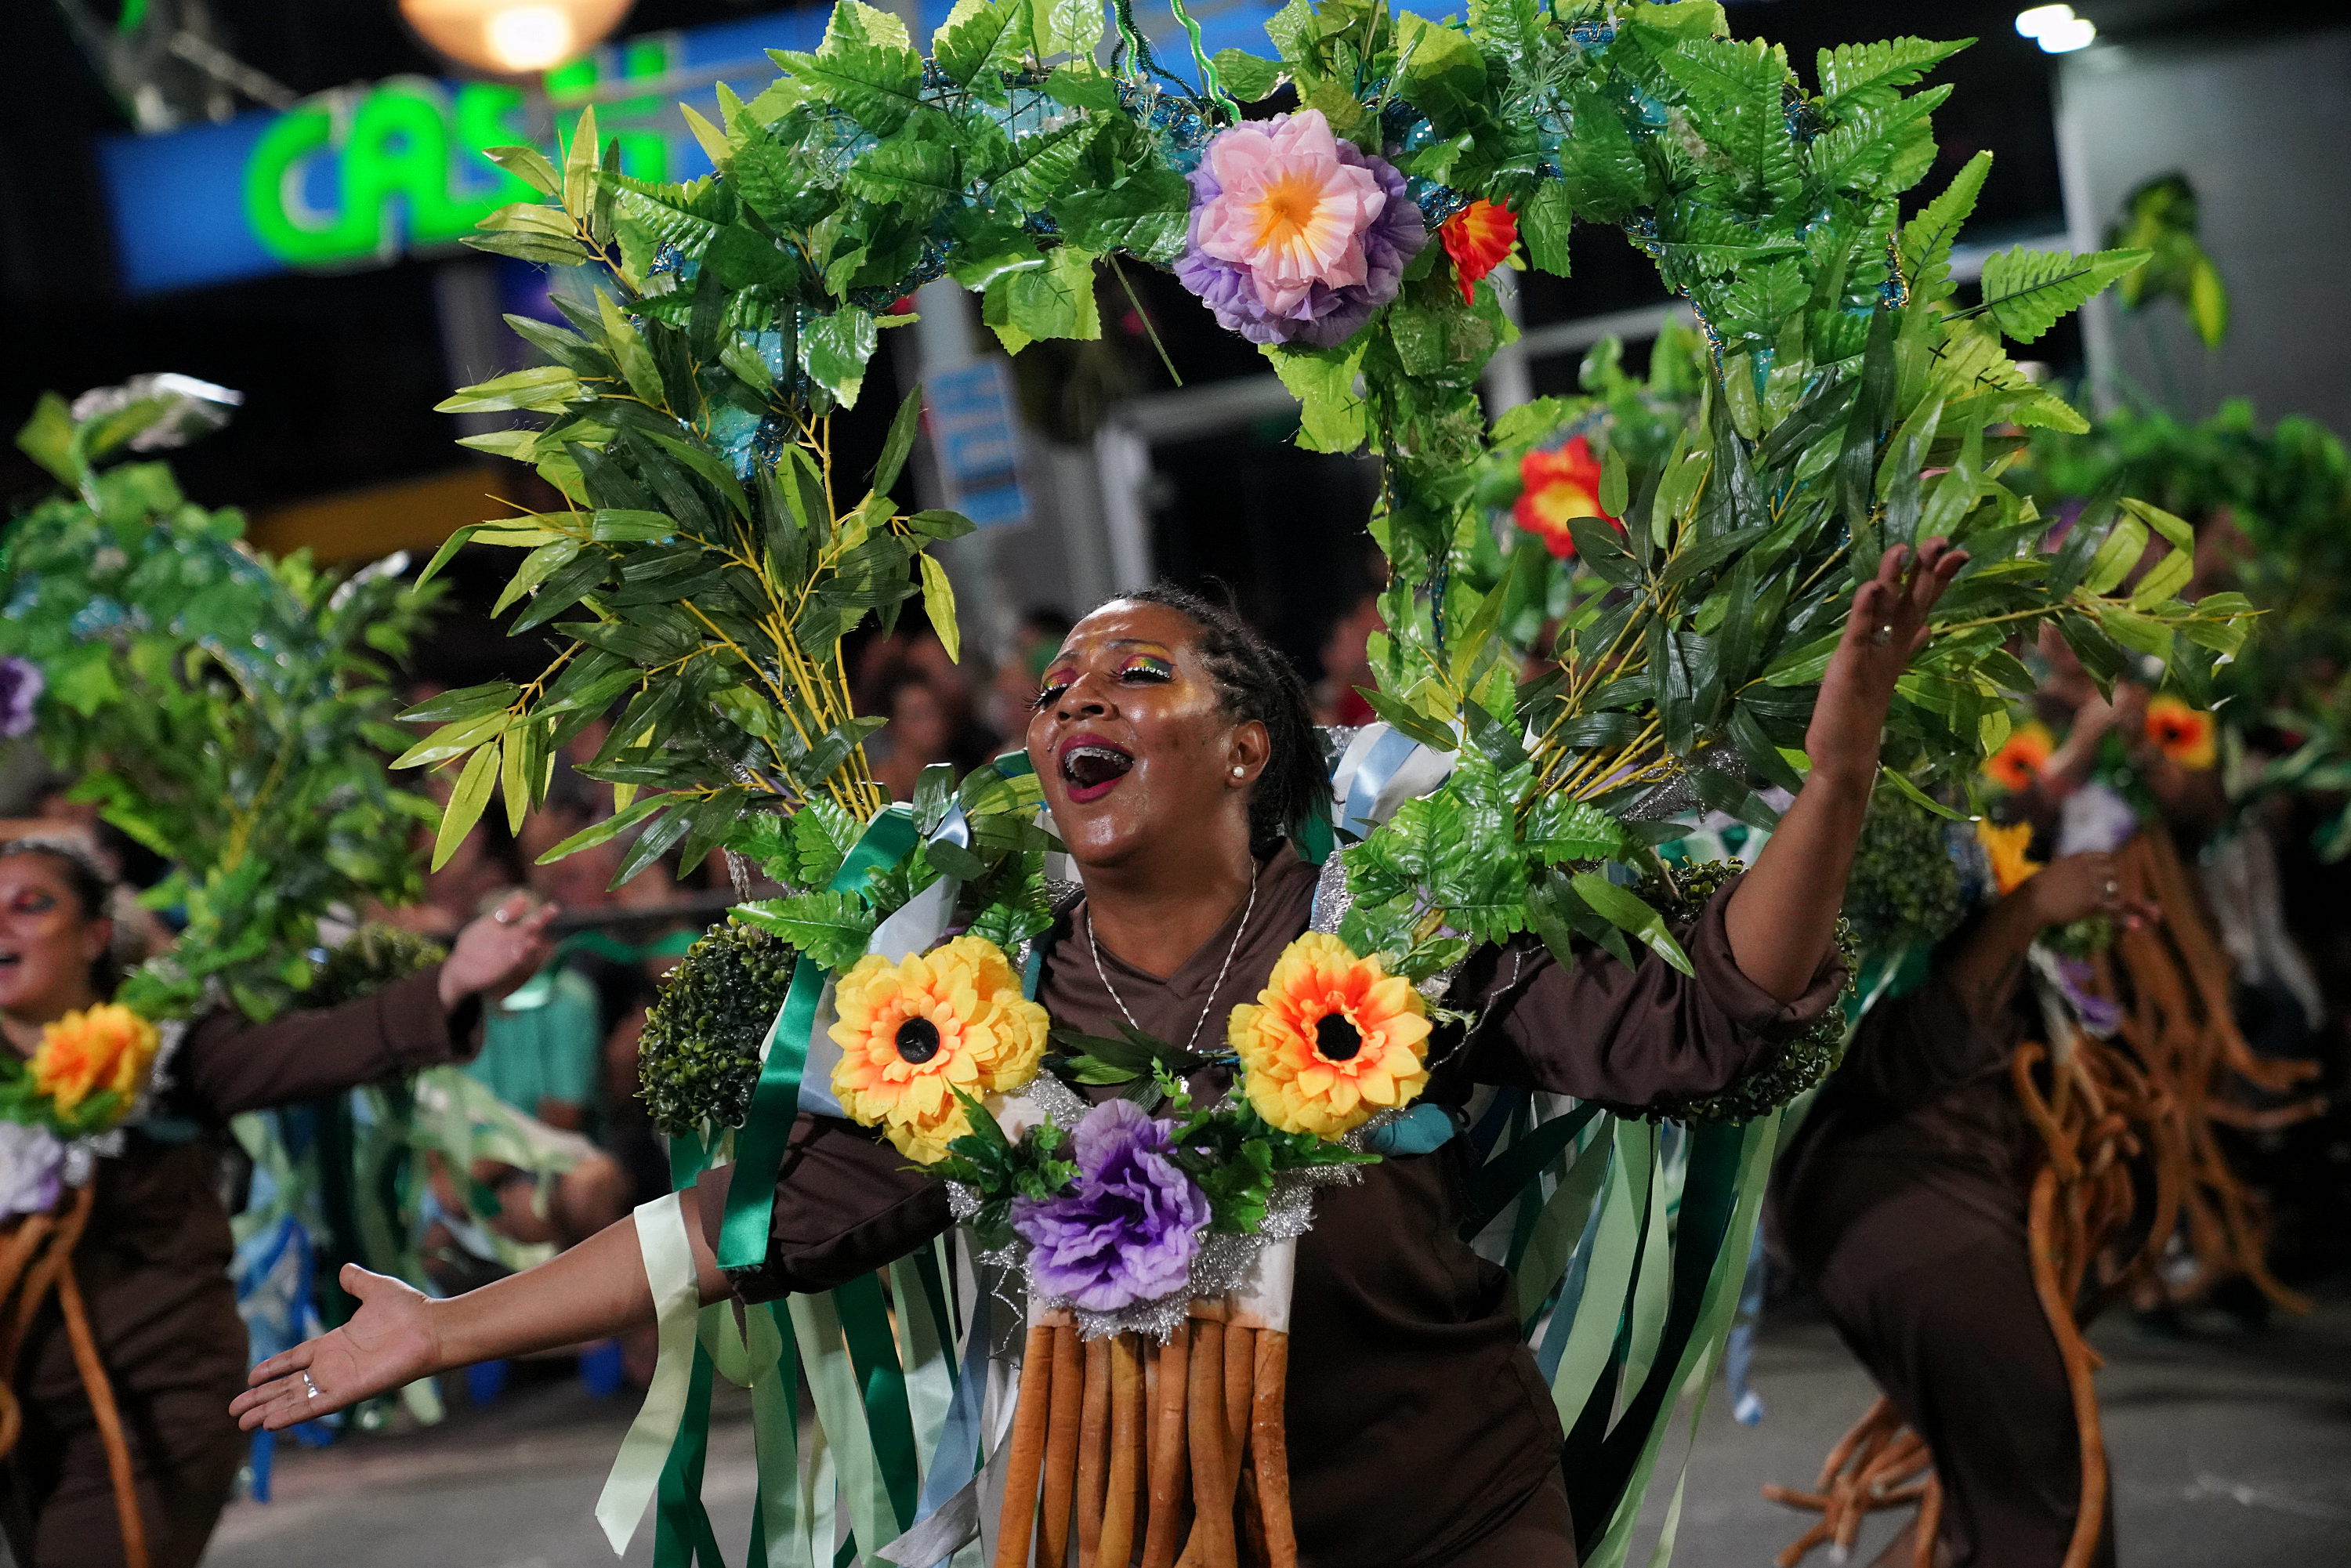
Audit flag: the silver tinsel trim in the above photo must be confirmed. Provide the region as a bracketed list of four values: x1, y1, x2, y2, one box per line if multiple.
[958, 1075, 1375, 1344]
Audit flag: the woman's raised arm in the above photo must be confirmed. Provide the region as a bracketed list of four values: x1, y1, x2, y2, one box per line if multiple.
[1724, 541, 1967, 1000]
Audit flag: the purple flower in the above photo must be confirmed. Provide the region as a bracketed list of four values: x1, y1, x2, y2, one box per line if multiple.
[0, 1121, 65, 1219]
[1012, 1099, 1208, 1311]
[1173, 110, 1428, 349]
[0, 658, 42, 740]
[2056, 957, 2125, 1037]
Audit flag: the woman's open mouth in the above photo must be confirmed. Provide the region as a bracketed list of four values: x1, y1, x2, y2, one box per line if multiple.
[1058, 737, 1135, 803]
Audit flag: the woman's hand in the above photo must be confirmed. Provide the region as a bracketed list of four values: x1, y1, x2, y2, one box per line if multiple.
[438, 892, 558, 1009]
[232, 1265, 443, 1432]
[2020, 851, 2159, 932]
[1803, 541, 1970, 785]
[1727, 541, 1967, 1001]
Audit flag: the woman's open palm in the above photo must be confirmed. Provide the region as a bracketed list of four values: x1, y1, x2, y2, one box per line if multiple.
[232, 1265, 441, 1432]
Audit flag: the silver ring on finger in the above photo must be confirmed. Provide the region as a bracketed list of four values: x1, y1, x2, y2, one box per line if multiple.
[302, 1370, 321, 1400]
[1871, 624, 1893, 647]
[2102, 878, 2120, 904]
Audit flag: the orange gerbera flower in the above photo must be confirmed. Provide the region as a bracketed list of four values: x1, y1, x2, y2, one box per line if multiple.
[1228, 933, 1432, 1139]
[1976, 818, 2043, 897]
[1982, 721, 2056, 792]
[2144, 695, 2216, 770]
[1440, 198, 1518, 305]
[829, 936, 1048, 1164]
[31, 1003, 161, 1123]
[1513, 436, 1621, 559]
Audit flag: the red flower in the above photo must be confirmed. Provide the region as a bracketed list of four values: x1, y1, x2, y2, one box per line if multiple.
[1512, 436, 1619, 559]
[1440, 199, 1517, 305]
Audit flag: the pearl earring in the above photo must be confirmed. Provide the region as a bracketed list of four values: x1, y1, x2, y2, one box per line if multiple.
[1232, 766, 1245, 777]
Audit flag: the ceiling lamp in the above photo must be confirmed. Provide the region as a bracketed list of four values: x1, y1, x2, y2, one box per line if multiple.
[398, 0, 636, 76]
[2015, 5, 2099, 54]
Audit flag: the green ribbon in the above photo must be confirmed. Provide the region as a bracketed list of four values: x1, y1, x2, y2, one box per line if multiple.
[655, 1344, 726, 1568]
[719, 805, 919, 1271]
[835, 1271, 923, 1528]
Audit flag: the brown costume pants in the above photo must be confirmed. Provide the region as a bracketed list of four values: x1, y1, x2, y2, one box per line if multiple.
[1813, 1176, 2114, 1568]
[3, 1375, 246, 1568]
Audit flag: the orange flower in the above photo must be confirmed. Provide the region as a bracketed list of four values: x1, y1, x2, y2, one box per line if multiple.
[2143, 695, 2215, 769]
[1440, 198, 1517, 305]
[1228, 933, 1432, 1139]
[1976, 818, 2042, 897]
[829, 936, 1048, 1164]
[31, 1003, 161, 1123]
[1513, 436, 1621, 559]
[1982, 721, 2055, 792]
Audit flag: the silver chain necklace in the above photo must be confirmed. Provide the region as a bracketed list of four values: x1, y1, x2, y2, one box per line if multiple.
[1085, 860, 1260, 1053]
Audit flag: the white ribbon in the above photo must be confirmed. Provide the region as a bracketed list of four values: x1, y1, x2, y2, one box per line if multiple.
[596, 1192, 703, 1553]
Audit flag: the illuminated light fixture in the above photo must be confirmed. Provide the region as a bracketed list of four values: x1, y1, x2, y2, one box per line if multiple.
[2015, 4, 2099, 53]
[399, 0, 636, 76]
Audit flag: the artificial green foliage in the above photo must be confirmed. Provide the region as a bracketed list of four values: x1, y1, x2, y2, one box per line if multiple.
[2106, 172, 2229, 350]
[1634, 859, 1856, 1124]
[427, 0, 2251, 990]
[1839, 789, 1965, 957]
[2, 399, 437, 1024]
[299, 925, 450, 1009]
[1165, 1085, 1375, 1235]
[638, 918, 800, 1137]
[2023, 400, 2351, 717]
[730, 755, 1054, 965]
[931, 1090, 1080, 1251]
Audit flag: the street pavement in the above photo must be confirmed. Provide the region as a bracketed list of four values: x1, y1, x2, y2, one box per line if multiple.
[205, 1290, 2351, 1567]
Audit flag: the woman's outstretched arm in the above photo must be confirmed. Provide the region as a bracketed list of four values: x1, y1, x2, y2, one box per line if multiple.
[1724, 541, 1968, 1001]
[232, 1196, 730, 1432]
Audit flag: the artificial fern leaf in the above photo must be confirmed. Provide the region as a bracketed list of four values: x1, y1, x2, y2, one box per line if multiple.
[1897, 151, 1992, 302]
[1815, 37, 1969, 109]
[1978, 246, 2150, 342]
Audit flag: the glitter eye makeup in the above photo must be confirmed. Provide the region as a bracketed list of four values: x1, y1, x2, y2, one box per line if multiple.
[1034, 663, 1078, 710]
[1117, 653, 1175, 681]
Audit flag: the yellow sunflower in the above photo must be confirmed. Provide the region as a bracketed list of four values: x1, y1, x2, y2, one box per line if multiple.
[1976, 818, 2043, 897]
[829, 936, 1048, 1164]
[1228, 933, 1433, 1139]
[32, 1003, 161, 1123]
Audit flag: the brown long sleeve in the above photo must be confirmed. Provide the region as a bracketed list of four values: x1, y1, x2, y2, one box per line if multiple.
[166, 965, 483, 1122]
[1460, 874, 1846, 1109]
[688, 1113, 951, 1304]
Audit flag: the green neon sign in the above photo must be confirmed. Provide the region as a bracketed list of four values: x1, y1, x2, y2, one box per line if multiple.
[241, 45, 675, 270]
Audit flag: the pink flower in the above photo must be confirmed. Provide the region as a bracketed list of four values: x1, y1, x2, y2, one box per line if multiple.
[1194, 110, 1388, 317]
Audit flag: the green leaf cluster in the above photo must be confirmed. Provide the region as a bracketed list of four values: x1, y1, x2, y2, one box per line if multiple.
[931, 1089, 1079, 1251]
[0, 401, 437, 1023]
[1632, 860, 1857, 1124]
[637, 918, 800, 1137]
[731, 757, 1052, 968]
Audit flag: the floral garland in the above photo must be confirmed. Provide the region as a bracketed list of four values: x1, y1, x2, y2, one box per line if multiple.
[0, 1005, 167, 1221]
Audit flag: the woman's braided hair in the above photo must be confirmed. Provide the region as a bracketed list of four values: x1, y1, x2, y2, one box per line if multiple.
[1121, 584, 1332, 857]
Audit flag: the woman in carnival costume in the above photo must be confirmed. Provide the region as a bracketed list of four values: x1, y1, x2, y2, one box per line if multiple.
[1769, 827, 2155, 1568]
[224, 1, 2229, 1558]
[237, 547, 1960, 1563]
[0, 844, 552, 1568]
[0, 378, 569, 1568]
